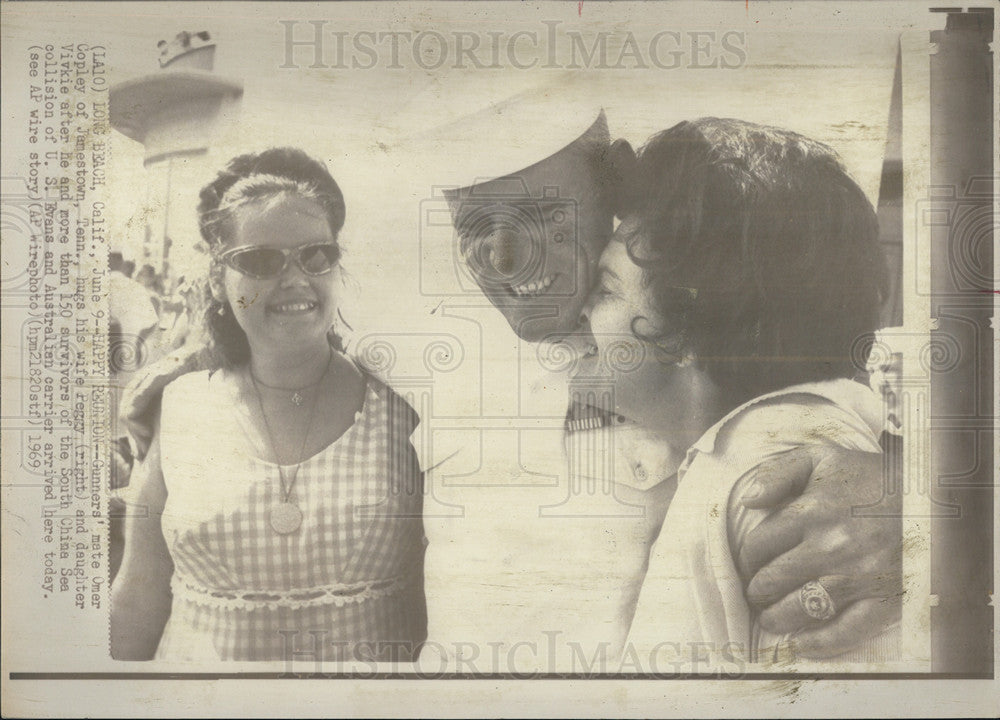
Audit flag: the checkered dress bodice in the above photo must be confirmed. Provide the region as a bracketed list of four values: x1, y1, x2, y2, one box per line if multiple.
[155, 370, 426, 662]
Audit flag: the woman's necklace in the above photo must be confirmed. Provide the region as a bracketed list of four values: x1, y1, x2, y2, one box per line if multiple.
[249, 350, 332, 534]
[250, 359, 331, 407]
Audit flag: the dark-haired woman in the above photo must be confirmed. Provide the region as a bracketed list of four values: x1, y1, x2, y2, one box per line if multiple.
[111, 148, 426, 662]
[573, 119, 901, 666]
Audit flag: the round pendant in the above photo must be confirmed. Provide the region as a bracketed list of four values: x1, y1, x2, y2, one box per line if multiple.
[269, 502, 303, 534]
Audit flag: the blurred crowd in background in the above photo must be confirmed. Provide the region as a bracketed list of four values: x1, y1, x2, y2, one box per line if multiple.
[108, 251, 203, 373]
[108, 251, 205, 579]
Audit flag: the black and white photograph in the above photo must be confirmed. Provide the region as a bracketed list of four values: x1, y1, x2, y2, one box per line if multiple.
[0, 1, 995, 716]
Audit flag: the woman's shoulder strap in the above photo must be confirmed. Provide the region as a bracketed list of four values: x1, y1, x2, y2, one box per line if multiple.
[368, 376, 421, 439]
[344, 353, 421, 437]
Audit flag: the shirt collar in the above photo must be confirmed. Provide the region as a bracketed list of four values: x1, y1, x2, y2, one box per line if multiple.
[566, 378, 881, 491]
[686, 377, 883, 460]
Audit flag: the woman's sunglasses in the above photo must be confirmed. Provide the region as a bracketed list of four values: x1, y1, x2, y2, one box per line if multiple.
[219, 243, 341, 279]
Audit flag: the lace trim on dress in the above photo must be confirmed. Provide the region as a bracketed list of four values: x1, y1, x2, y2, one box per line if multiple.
[170, 573, 412, 612]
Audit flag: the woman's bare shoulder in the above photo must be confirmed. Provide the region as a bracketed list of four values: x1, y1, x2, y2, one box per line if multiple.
[160, 369, 234, 425]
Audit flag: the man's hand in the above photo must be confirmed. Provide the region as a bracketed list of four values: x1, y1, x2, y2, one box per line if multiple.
[737, 443, 903, 658]
[121, 345, 204, 460]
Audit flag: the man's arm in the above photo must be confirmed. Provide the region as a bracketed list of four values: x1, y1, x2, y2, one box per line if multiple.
[737, 441, 903, 658]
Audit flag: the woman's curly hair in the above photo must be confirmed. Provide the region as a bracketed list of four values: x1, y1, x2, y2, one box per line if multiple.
[196, 147, 346, 368]
[627, 118, 887, 403]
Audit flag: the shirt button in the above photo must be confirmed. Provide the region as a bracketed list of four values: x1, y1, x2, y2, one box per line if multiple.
[633, 464, 648, 484]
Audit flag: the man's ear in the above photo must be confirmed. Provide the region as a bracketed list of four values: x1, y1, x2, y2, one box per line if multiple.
[604, 138, 639, 220]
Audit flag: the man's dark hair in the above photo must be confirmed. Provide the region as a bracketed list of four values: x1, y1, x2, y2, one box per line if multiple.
[628, 117, 887, 403]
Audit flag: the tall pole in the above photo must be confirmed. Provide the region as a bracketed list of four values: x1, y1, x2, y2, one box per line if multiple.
[928, 7, 994, 675]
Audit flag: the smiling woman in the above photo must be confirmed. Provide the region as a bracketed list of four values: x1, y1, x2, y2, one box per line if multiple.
[197, 149, 348, 368]
[110, 148, 427, 663]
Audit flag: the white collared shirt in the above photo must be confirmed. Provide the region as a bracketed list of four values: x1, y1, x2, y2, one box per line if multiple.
[626, 378, 899, 670]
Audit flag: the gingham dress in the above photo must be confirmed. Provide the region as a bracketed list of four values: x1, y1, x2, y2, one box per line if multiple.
[155, 369, 426, 662]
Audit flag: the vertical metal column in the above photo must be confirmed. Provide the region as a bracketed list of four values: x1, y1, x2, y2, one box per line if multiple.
[928, 7, 994, 675]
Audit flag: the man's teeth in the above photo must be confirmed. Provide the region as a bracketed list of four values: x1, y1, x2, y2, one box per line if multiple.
[510, 275, 555, 297]
[271, 301, 316, 312]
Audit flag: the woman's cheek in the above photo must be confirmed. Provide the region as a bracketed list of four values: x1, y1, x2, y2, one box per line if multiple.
[314, 281, 340, 324]
[587, 300, 616, 346]
[225, 274, 266, 329]
[230, 274, 266, 310]
[594, 301, 633, 354]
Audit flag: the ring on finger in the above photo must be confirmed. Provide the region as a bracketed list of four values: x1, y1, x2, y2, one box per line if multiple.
[799, 580, 837, 621]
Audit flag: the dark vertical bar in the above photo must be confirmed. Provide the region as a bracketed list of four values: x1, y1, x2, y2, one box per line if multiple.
[928, 7, 994, 675]
[877, 42, 903, 328]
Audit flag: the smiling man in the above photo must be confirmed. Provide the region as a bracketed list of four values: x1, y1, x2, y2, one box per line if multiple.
[443, 110, 634, 343]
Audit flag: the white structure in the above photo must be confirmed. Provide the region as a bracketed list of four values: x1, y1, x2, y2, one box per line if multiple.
[110, 31, 243, 285]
